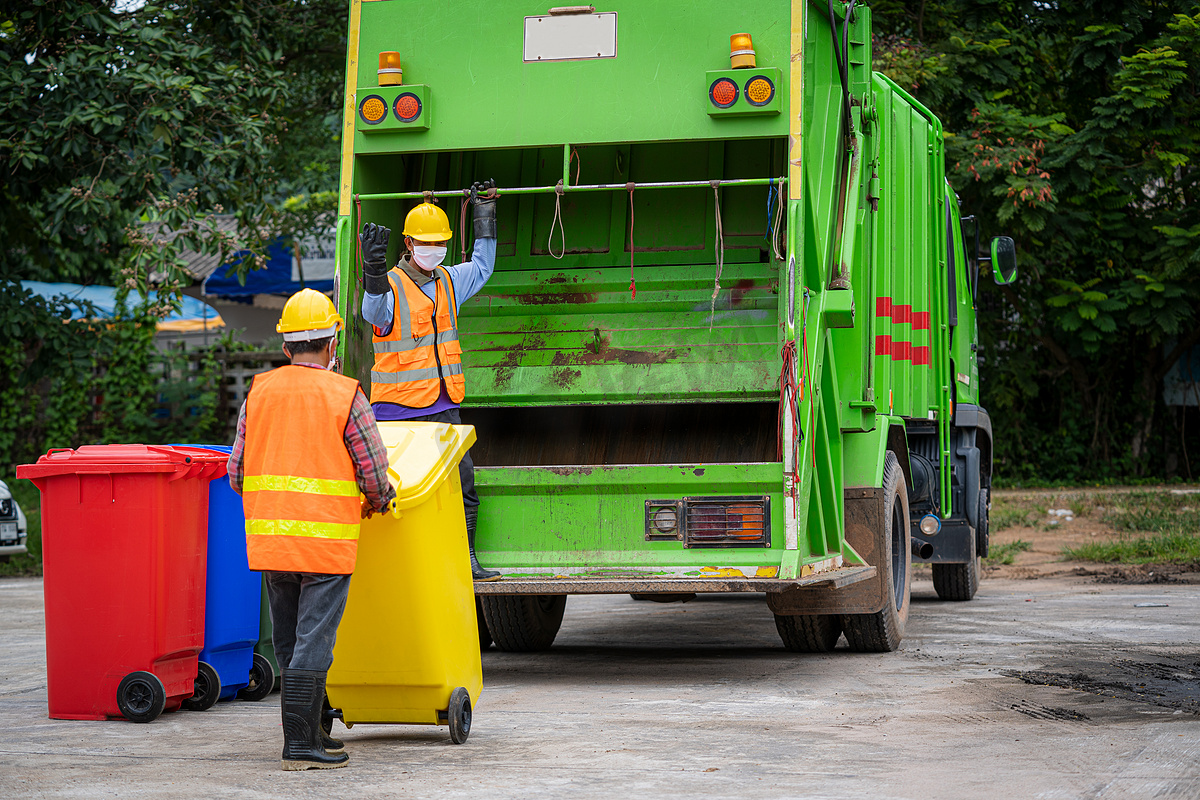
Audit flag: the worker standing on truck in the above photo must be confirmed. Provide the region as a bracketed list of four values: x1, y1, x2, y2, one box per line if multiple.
[228, 288, 396, 771]
[359, 179, 500, 582]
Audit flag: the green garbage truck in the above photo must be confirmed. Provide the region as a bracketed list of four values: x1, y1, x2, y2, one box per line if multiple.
[333, 0, 1018, 653]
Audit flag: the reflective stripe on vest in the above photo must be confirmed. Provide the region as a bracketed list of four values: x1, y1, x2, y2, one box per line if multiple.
[369, 265, 466, 408]
[243, 474, 360, 497]
[242, 366, 362, 574]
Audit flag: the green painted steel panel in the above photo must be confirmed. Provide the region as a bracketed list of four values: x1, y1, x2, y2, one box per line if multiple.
[352, 0, 790, 154]
[475, 463, 786, 569]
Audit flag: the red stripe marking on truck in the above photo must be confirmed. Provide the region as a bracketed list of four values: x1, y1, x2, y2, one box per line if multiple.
[912, 311, 931, 330]
[876, 296, 892, 317]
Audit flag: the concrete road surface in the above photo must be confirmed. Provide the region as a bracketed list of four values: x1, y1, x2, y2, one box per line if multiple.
[0, 575, 1197, 799]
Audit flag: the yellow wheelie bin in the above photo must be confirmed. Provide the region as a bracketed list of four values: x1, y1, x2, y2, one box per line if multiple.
[325, 421, 482, 744]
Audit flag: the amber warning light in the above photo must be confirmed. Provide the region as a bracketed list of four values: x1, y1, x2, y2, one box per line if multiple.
[378, 51, 403, 86]
[730, 32, 756, 69]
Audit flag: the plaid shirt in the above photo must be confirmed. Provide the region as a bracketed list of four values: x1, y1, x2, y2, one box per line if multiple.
[228, 364, 396, 513]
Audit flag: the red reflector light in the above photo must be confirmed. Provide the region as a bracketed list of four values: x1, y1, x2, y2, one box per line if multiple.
[394, 93, 422, 122]
[359, 95, 387, 124]
[681, 496, 770, 547]
[709, 77, 738, 109]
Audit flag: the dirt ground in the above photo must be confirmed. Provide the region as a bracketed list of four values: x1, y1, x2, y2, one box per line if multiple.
[983, 486, 1200, 584]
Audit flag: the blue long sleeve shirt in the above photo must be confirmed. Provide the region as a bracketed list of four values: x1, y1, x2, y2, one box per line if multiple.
[361, 237, 496, 419]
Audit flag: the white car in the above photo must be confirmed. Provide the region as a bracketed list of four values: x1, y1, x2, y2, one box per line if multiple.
[0, 479, 28, 559]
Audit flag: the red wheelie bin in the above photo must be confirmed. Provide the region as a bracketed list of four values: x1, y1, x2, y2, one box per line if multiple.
[18, 445, 227, 722]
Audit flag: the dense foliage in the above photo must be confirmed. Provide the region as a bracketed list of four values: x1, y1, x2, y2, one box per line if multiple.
[873, 0, 1200, 483]
[0, 0, 344, 476]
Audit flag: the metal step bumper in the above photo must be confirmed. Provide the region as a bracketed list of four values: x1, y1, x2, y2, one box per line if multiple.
[473, 565, 876, 595]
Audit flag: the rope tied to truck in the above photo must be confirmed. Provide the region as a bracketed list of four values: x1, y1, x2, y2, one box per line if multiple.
[460, 189, 471, 263]
[709, 180, 725, 330]
[626, 183, 636, 299]
[778, 338, 801, 499]
[549, 181, 567, 259]
[765, 179, 786, 262]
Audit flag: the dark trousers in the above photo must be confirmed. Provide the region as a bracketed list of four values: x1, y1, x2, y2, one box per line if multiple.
[265, 572, 352, 673]
[408, 407, 479, 508]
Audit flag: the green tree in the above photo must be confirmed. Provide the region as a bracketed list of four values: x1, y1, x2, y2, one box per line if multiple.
[876, 0, 1200, 481]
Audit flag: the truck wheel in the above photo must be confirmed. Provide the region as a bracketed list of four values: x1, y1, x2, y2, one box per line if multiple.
[774, 614, 842, 652]
[932, 485, 986, 601]
[479, 595, 566, 652]
[840, 451, 911, 652]
[976, 488, 990, 559]
[476, 597, 493, 650]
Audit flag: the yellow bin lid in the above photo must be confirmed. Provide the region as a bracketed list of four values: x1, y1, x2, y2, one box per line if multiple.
[377, 421, 477, 513]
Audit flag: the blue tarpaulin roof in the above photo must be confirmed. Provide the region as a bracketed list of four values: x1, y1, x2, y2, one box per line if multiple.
[21, 282, 223, 331]
[201, 239, 335, 299]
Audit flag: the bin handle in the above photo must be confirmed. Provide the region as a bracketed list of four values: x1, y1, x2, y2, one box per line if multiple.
[45, 448, 74, 456]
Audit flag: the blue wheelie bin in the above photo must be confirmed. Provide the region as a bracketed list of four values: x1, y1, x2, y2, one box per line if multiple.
[171, 445, 269, 708]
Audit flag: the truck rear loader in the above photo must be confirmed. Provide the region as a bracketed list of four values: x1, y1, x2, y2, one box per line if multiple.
[333, 0, 1018, 653]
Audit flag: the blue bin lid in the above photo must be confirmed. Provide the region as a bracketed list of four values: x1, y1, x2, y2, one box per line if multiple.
[170, 444, 234, 455]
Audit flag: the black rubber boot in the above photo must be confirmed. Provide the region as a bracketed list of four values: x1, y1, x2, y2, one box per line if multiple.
[280, 670, 348, 771]
[465, 507, 500, 582]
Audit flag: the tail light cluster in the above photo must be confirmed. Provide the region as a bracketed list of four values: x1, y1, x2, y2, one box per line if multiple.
[645, 496, 771, 548]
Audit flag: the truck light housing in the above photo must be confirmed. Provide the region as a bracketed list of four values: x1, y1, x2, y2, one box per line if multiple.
[706, 68, 782, 117]
[919, 514, 941, 536]
[354, 85, 431, 133]
[685, 496, 770, 547]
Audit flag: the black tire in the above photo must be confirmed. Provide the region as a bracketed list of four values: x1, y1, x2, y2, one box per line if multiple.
[476, 597, 493, 650]
[774, 614, 842, 652]
[117, 671, 167, 723]
[320, 693, 335, 737]
[976, 487, 990, 559]
[479, 594, 566, 652]
[183, 661, 221, 711]
[447, 687, 472, 745]
[840, 451, 911, 652]
[932, 487, 985, 601]
[237, 653, 275, 702]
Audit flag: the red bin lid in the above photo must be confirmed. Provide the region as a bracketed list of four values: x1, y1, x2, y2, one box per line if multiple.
[17, 444, 228, 480]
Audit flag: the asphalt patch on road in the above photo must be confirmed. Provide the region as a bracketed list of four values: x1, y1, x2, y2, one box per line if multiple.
[1007, 651, 1200, 714]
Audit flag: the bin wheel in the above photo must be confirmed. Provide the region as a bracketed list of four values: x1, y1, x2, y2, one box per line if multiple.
[447, 687, 472, 745]
[183, 661, 221, 711]
[117, 671, 166, 723]
[237, 653, 275, 702]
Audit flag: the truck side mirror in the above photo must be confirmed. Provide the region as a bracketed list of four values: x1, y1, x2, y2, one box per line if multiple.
[991, 236, 1017, 285]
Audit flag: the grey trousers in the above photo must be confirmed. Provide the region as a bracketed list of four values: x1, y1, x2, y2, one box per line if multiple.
[264, 572, 352, 673]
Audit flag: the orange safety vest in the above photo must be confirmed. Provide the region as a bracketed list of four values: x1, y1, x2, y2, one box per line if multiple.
[370, 265, 466, 408]
[243, 366, 362, 575]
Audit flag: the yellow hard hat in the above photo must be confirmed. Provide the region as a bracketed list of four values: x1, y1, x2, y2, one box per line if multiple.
[402, 202, 453, 242]
[277, 289, 343, 341]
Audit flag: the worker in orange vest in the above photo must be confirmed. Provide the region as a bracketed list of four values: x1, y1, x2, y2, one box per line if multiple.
[228, 289, 396, 771]
[360, 179, 500, 581]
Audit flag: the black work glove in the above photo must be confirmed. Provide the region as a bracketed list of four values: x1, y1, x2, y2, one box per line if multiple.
[360, 222, 391, 295]
[471, 178, 498, 239]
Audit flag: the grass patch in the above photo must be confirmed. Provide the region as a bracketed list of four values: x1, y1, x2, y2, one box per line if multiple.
[0, 479, 42, 578]
[1063, 530, 1200, 565]
[985, 539, 1032, 565]
[989, 497, 1038, 531]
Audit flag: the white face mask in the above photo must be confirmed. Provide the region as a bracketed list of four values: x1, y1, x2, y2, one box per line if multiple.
[412, 245, 447, 271]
